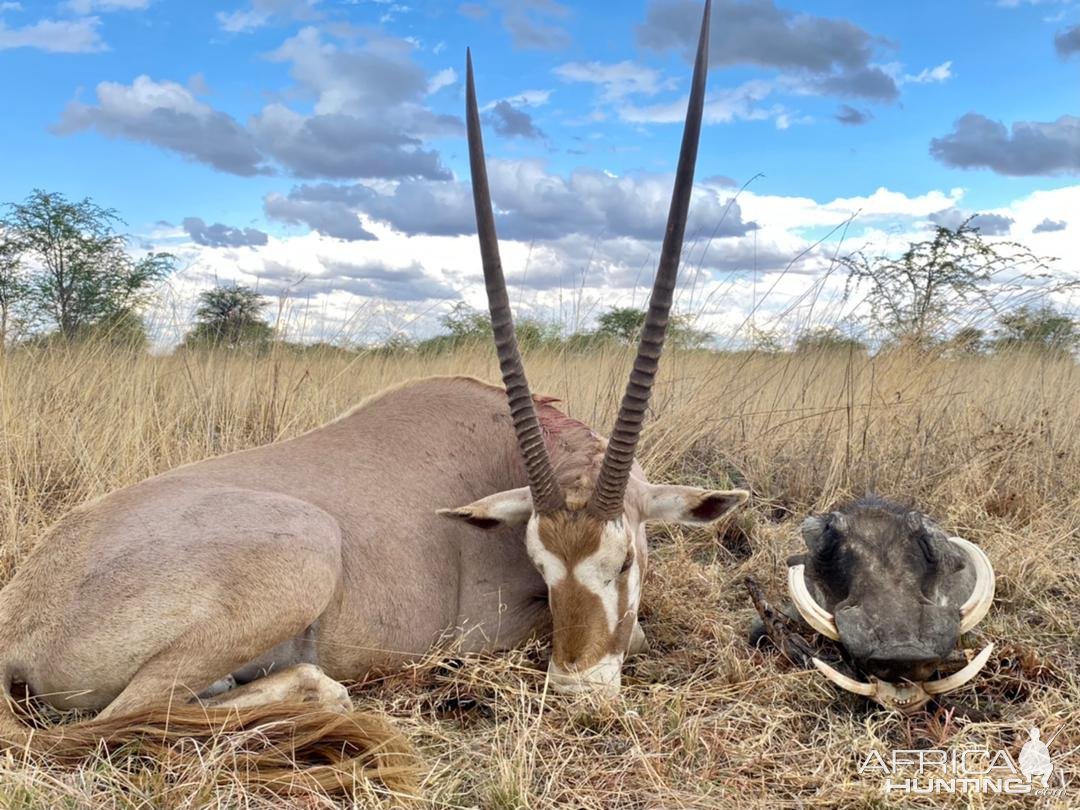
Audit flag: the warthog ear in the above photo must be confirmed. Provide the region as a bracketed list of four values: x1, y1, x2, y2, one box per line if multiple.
[640, 484, 749, 525]
[801, 515, 826, 550]
[802, 512, 846, 555]
[438, 486, 533, 529]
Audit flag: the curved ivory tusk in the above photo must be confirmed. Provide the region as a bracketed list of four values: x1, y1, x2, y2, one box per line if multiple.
[811, 658, 876, 697]
[949, 536, 995, 633]
[788, 536, 994, 642]
[923, 643, 994, 695]
[788, 564, 840, 641]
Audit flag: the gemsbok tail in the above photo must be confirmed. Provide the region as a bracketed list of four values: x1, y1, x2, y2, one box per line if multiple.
[0, 668, 421, 798]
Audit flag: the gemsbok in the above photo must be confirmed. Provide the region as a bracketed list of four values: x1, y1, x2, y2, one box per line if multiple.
[0, 0, 742, 791]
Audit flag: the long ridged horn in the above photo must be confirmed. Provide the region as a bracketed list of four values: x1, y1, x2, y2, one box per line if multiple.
[466, 49, 564, 514]
[588, 0, 712, 520]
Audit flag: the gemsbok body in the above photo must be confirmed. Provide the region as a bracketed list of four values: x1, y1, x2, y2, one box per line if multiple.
[0, 0, 742, 789]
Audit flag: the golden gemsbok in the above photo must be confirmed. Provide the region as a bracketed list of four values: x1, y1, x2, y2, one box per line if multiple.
[0, 0, 740, 790]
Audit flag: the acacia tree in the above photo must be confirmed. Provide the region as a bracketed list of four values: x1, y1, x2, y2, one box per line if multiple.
[596, 306, 711, 349]
[993, 305, 1078, 354]
[0, 233, 29, 349]
[839, 221, 1059, 348]
[417, 302, 559, 352]
[2, 190, 174, 342]
[793, 327, 867, 354]
[596, 307, 646, 342]
[947, 326, 987, 355]
[441, 301, 492, 341]
[182, 284, 274, 349]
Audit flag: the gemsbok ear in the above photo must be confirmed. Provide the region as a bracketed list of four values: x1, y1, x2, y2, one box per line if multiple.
[438, 487, 534, 529]
[641, 484, 749, 525]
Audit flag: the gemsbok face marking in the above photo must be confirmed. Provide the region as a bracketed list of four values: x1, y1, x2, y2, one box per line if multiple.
[530, 512, 633, 693]
[439, 0, 748, 695]
[445, 482, 746, 694]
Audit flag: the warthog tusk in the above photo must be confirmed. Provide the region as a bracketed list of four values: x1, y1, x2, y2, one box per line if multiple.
[950, 537, 996, 634]
[811, 643, 995, 711]
[788, 564, 840, 641]
[923, 643, 995, 695]
[793, 534, 996, 712]
[812, 657, 928, 711]
[811, 657, 876, 696]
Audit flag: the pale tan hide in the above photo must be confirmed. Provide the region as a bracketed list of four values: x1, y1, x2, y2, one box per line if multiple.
[0, 376, 743, 728]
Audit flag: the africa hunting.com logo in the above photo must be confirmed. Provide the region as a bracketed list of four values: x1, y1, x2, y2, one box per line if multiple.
[857, 726, 1069, 798]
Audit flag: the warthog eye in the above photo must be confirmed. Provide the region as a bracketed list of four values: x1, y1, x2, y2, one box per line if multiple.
[914, 530, 940, 569]
[812, 531, 851, 599]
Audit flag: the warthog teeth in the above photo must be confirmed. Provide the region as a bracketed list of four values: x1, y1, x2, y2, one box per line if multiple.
[789, 535, 995, 664]
[949, 537, 996, 633]
[788, 565, 840, 641]
[810, 643, 995, 712]
[811, 658, 875, 696]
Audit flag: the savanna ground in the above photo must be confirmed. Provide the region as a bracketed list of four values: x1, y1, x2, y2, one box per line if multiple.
[0, 341, 1077, 808]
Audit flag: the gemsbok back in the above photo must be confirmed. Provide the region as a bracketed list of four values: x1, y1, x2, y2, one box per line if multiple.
[0, 0, 741, 793]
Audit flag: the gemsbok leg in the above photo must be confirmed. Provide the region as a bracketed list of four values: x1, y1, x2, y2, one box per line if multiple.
[83, 490, 347, 720]
[0, 491, 415, 792]
[202, 663, 352, 713]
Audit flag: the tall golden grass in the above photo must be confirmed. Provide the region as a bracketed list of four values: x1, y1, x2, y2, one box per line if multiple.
[1, 341, 1077, 808]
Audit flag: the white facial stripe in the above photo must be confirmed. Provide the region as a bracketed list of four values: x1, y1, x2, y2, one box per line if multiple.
[529, 516, 644, 641]
[572, 520, 634, 634]
[525, 515, 567, 585]
[626, 546, 642, 618]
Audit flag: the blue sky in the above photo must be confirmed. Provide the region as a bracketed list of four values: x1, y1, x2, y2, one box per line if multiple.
[1, 0, 1078, 343]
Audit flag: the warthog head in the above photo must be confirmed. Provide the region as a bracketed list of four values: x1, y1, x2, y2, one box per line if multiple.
[788, 496, 995, 712]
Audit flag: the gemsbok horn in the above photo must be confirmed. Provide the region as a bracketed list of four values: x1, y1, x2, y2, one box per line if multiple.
[452, 0, 749, 695]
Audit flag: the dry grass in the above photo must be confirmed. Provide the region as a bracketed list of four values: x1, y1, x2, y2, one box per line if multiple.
[1, 341, 1078, 808]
